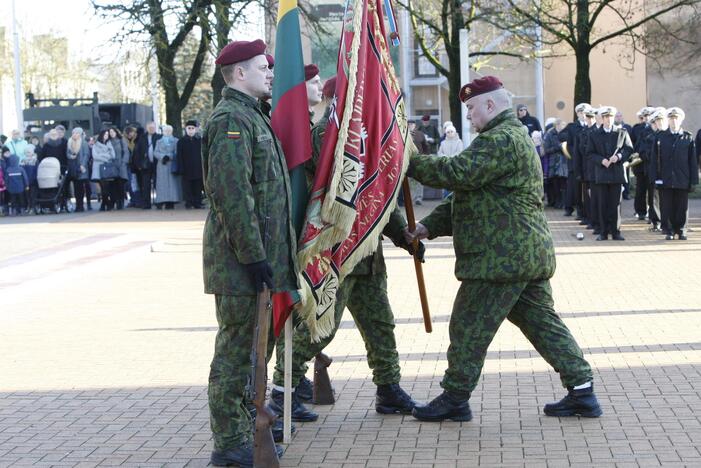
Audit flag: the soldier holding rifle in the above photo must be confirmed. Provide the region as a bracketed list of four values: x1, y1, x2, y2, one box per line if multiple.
[405, 76, 601, 422]
[202, 39, 298, 467]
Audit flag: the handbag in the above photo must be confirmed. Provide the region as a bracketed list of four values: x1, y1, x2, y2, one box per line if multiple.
[100, 161, 120, 180]
[170, 152, 181, 175]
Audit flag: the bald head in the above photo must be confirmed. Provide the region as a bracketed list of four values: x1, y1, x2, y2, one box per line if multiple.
[464, 88, 513, 132]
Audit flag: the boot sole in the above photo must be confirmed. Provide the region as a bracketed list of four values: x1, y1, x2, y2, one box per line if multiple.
[412, 411, 473, 422]
[543, 407, 602, 418]
[376, 404, 414, 415]
[210, 454, 253, 467]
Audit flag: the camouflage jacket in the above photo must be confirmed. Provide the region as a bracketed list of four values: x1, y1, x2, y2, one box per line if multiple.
[409, 109, 555, 282]
[202, 87, 299, 295]
[310, 108, 407, 276]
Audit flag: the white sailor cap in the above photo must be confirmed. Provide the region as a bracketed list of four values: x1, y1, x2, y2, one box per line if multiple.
[575, 103, 591, 113]
[584, 105, 597, 117]
[649, 108, 667, 122]
[666, 107, 685, 120]
[641, 106, 656, 117]
[598, 106, 617, 117]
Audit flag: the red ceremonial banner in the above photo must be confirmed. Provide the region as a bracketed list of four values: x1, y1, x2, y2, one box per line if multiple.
[296, 0, 410, 340]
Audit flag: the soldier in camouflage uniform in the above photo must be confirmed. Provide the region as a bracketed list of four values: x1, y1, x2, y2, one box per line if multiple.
[202, 39, 297, 467]
[270, 76, 419, 421]
[405, 76, 601, 422]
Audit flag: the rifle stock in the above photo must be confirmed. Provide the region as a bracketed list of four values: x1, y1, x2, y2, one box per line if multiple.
[312, 352, 335, 405]
[251, 287, 279, 467]
[402, 178, 432, 333]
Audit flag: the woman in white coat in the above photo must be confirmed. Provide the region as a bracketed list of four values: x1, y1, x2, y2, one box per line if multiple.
[153, 125, 181, 209]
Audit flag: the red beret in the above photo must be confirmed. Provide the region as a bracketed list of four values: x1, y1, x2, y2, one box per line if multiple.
[322, 76, 337, 99]
[421, 114, 431, 121]
[266, 54, 274, 68]
[304, 64, 320, 81]
[459, 75, 503, 102]
[215, 39, 267, 66]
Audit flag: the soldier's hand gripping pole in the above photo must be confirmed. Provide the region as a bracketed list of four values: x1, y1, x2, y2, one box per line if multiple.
[402, 178, 432, 333]
[250, 217, 279, 467]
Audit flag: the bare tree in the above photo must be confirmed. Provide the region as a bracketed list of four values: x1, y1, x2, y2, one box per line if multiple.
[499, 0, 700, 112]
[398, 0, 529, 135]
[93, 0, 213, 134]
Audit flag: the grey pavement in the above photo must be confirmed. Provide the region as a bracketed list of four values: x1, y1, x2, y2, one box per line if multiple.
[1, 198, 701, 467]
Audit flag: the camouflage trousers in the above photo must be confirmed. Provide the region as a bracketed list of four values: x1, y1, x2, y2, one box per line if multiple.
[208, 295, 275, 450]
[273, 273, 401, 387]
[441, 279, 593, 396]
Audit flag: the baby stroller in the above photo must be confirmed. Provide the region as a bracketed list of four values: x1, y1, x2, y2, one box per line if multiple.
[36, 157, 69, 214]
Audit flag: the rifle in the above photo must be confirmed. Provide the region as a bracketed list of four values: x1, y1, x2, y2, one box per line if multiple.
[249, 218, 279, 467]
[312, 352, 335, 405]
[401, 178, 432, 333]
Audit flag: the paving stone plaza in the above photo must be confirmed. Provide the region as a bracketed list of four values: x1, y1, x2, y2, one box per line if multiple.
[1, 199, 701, 467]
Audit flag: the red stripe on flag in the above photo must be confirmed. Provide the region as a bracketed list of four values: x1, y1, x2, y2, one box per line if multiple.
[272, 291, 297, 337]
[271, 82, 312, 170]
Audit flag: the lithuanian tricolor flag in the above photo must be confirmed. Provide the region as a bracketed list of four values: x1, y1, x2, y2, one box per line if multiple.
[270, 0, 311, 336]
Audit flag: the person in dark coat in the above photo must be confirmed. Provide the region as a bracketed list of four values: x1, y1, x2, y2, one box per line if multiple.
[641, 108, 667, 231]
[649, 107, 698, 240]
[108, 127, 130, 210]
[630, 107, 653, 220]
[177, 119, 204, 208]
[543, 120, 568, 209]
[614, 111, 633, 199]
[563, 103, 590, 218]
[517, 104, 542, 135]
[419, 114, 440, 152]
[131, 121, 161, 209]
[66, 128, 91, 212]
[408, 120, 430, 205]
[40, 128, 70, 211]
[577, 106, 599, 232]
[21, 145, 39, 213]
[587, 106, 633, 241]
[4, 154, 28, 215]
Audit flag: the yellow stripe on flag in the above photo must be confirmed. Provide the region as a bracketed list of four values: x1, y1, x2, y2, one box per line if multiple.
[277, 0, 297, 23]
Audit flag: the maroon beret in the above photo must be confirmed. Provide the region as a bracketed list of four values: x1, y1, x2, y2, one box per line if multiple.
[215, 39, 267, 66]
[421, 114, 431, 121]
[322, 76, 337, 99]
[459, 75, 503, 102]
[266, 54, 274, 68]
[304, 64, 320, 81]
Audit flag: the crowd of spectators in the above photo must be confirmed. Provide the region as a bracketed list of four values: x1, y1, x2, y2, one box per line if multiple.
[0, 120, 205, 217]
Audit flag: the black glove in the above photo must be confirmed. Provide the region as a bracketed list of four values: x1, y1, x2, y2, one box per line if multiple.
[162, 155, 171, 164]
[402, 239, 425, 263]
[245, 260, 274, 292]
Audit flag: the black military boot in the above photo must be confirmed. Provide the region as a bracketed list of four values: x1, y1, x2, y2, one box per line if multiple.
[269, 388, 318, 422]
[247, 405, 295, 443]
[211, 442, 284, 467]
[296, 376, 313, 402]
[412, 391, 472, 422]
[376, 383, 417, 414]
[543, 384, 602, 418]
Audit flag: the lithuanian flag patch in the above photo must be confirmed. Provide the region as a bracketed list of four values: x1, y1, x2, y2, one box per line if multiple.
[226, 131, 241, 140]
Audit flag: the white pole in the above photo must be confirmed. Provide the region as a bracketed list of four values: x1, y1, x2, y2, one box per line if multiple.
[11, 0, 24, 131]
[401, 8, 412, 117]
[459, 29, 470, 147]
[534, 13, 545, 124]
[283, 318, 292, 443]
[149, 53, 161, 127]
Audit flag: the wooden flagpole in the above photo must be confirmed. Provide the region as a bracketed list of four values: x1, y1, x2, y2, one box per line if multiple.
[402, 178, 432, 333]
